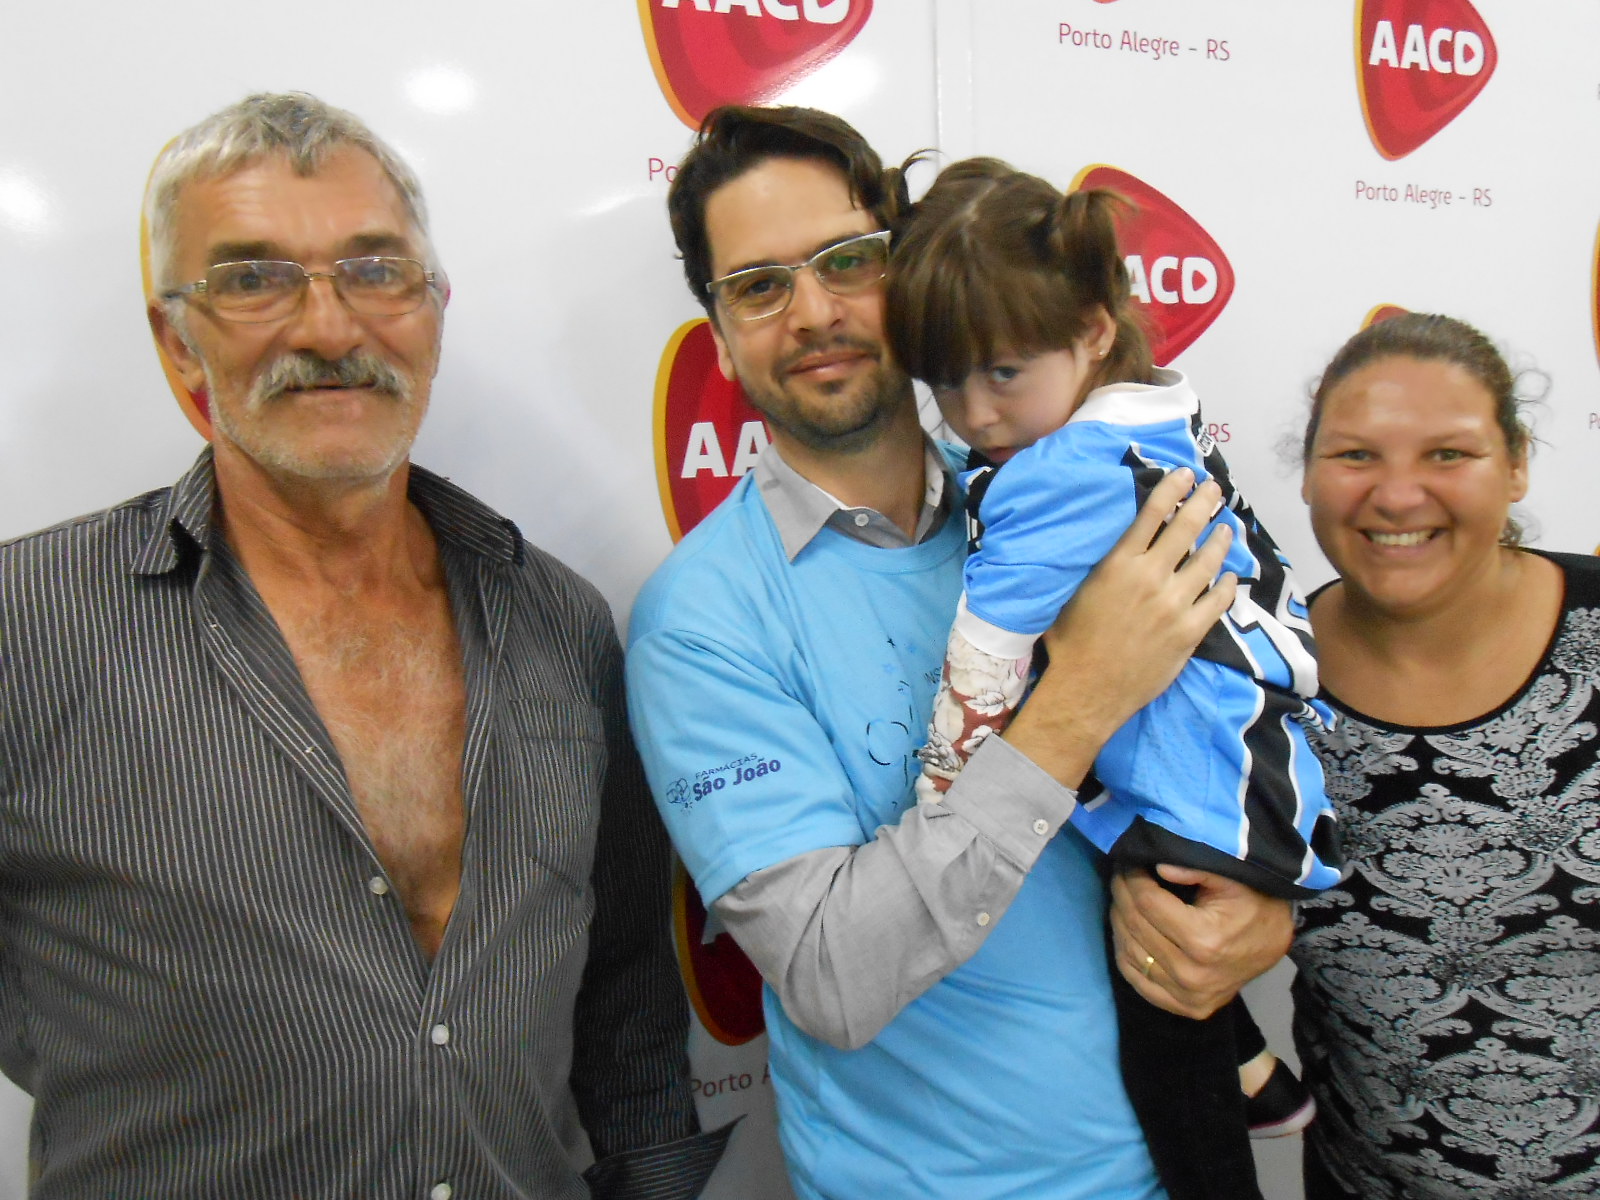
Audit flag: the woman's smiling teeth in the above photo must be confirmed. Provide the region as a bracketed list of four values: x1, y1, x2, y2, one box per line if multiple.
[1367, 529, 1435, 546]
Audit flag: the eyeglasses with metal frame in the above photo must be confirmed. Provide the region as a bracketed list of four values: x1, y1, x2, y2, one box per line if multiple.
[705, 230, 892, 322]
[160, 257, 441, 324]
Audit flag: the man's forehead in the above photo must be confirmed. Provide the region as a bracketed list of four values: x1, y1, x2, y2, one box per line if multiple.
[174, 148, 418, 256]
[704, 156, 875, 276]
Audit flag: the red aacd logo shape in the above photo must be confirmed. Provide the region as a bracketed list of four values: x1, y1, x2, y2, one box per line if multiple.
[1357, 0, 1497, 160]
[1071, 166, 1234, 366]
[652, 318, 771, 542]
[1592, 221, 1600, 368]
[140, 167, 213, 438]
[654, 319, 772, 1043]
[674, 865, 766, 1045]
[638, 0, 872, 129]
[1363, 303, 1410, 328]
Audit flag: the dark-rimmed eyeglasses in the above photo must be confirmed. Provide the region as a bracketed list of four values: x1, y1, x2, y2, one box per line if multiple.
[706, 230, 891, 322]
[160, 257, 440, 324]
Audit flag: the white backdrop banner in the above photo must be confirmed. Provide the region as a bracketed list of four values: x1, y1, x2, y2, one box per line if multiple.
[2, 1, 1596, 1197]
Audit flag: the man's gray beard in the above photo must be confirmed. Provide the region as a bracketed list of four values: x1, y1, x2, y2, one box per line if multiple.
[207, 351, 418, 483]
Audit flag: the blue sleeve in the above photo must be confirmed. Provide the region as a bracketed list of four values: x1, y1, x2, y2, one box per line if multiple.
[627, 621, 869, 905]
[964, 437, 1141, 637]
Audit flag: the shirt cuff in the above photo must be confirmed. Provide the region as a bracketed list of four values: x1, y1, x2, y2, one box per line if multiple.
[582, 1120, 738, 1200]
[939, 736, 1080, 867]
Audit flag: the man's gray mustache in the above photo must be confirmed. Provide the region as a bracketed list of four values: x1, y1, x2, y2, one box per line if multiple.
[254, 353, 409, 404]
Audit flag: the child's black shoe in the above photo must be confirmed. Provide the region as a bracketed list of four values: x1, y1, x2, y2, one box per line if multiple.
[1246, 1060, 1317, 1139]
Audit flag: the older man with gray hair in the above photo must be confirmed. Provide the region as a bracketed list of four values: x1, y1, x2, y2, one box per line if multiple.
[0, 93, 723, 1199]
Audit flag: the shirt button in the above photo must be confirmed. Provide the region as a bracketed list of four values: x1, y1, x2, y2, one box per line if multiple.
[430, 1184, 453, 1200]
[853, 512, 869, 527]
[1033, 818, 1049, 836]
[430, 1023, 451, 1046]
[367, 876, 390, 896]
[976, 912, 991, 927]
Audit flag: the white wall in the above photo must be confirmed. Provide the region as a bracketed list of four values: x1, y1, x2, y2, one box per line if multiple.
[3, 2, 1596, 1196]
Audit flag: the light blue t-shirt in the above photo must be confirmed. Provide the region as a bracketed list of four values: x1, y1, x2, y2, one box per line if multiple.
[627, 464, 1163, 1200]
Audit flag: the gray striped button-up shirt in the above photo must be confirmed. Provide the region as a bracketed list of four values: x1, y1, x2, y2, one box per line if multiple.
[0, 451, 722, 1199]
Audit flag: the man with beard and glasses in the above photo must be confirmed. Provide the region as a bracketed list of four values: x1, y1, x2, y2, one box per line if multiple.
[625, 105, 1295, 1200]
[0, 93, 726, 1200]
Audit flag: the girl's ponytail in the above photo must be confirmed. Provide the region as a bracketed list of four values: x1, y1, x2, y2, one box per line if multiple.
[1049, 188, 1151, 386]
[887, 158, 1153, 389]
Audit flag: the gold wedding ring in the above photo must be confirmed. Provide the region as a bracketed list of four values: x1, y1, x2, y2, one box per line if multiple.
[1141, 954, 1156, 979]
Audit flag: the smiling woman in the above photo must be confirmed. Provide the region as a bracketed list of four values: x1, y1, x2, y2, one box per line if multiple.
[1289, 313, 1600, 1199]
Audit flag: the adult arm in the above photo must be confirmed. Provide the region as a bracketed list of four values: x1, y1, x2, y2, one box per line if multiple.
[1108, 864, 1293, 1020]
[572, 620, 730, 1200]
[714, 735, 1079, 1049]
[708, 470, 1238, 1048]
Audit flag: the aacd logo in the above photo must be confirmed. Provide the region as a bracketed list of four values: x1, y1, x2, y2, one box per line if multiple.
[141, 153, 213, 438]
[1357, 0, 1497, 160]
[674, 864, 766, 1045]
[654, 319, 773, 1042]
[1071, 166, 1234, 365]
[653, 318, 771, 541]
[638, 0, 873, 130]
[1363, 303, 1409, 328]
[1592, 219, 1599, 367]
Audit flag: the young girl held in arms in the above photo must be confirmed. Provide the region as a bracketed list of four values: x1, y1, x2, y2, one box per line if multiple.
[885, 159, 1343, 1199]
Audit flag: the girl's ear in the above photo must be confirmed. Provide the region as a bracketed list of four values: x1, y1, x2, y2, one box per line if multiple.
[1086, 306, 1116, 359]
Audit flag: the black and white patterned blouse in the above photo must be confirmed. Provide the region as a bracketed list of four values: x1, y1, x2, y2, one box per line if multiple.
[1293, 550, 1600, 1199]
